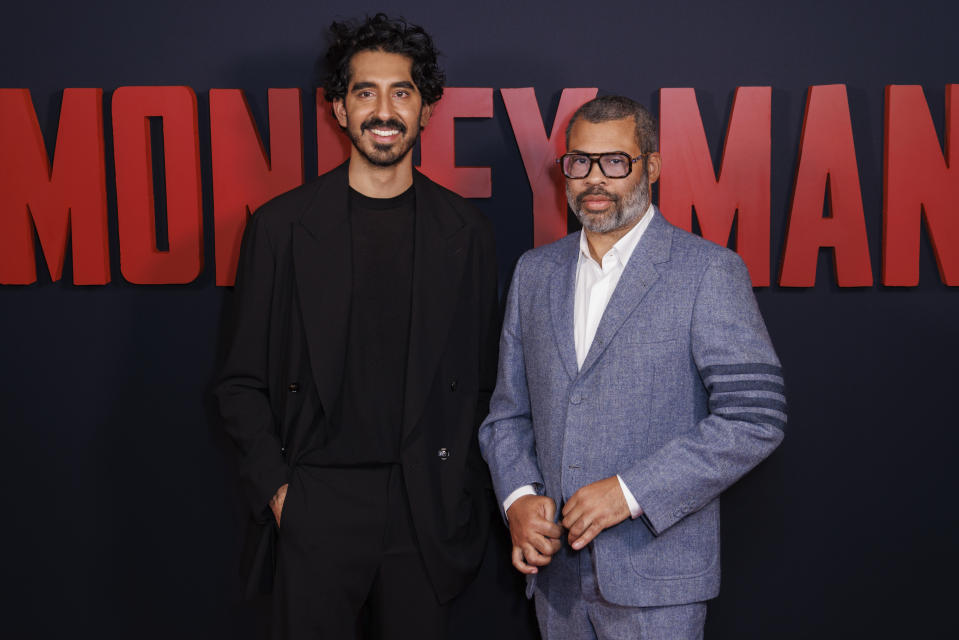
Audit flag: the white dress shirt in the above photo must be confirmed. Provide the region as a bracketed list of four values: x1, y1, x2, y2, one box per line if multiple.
[503, 205, 655, 520]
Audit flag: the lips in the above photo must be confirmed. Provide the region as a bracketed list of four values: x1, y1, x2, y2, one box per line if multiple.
[362, 118, 406, 142]
[577, 188, 619, 211]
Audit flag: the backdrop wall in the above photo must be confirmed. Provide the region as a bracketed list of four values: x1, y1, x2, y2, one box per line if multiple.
[2, 1, 957, 638]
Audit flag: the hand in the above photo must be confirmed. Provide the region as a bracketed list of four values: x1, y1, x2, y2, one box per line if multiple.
[506, 495, 563, 575]
[561, 476, 631, 550]
[270, 483, 288, 527]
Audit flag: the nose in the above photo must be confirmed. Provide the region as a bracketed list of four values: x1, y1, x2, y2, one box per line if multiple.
[373, 92, 394, 121]
[584, 159, 606, 184]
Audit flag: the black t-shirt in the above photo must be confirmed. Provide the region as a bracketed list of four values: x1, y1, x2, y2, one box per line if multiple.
[306, 185, 416, 465]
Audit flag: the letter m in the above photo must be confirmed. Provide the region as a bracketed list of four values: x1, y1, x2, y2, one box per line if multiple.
[659, 87, 771, 286]
[0, 89, 108, 284]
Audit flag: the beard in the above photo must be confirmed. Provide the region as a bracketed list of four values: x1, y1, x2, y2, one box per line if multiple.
[567, 170, 650, 234]
[345, 116, 420, 167]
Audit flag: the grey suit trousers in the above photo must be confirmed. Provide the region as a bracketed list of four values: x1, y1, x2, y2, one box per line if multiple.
[535, 544, 707, 640]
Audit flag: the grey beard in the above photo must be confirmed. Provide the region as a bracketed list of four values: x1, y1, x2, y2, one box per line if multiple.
[567, 171, 650, 234]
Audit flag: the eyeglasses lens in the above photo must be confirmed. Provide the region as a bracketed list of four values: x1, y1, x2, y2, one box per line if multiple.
[562, 155, 588, 178]
[599, 154, 630, 178]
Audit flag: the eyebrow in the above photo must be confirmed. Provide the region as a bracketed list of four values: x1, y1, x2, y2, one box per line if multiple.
[567, 149, 631, 155]
[350, 80, 417, 92]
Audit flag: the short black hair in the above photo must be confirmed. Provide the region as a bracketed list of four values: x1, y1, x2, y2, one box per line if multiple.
[566, 95, 658, 154]
[321, 13, 445, 105]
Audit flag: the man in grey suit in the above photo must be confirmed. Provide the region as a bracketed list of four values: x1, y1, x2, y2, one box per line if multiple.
[478, 95, 786, 639]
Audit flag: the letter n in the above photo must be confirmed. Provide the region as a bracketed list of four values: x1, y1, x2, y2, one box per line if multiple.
[0, 89, 108, 284]
[659, 87, 771, 286]
[883, 84, 959, 286]
[210, 89, 303, 286]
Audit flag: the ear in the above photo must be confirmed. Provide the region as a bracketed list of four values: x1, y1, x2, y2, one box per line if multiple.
[419, 102, 435, 129]
[333, 98, 348, 128]
[645, 151, 662, 184]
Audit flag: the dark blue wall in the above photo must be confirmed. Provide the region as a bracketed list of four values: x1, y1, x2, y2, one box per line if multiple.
[2, 1, 958, 638]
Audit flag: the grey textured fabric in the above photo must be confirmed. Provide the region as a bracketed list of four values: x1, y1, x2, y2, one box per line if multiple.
[536, 545, 706, 640]
[479, 210, 786, 614]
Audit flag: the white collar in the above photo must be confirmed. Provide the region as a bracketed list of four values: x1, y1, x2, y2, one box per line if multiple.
[578, 204, 655, 268]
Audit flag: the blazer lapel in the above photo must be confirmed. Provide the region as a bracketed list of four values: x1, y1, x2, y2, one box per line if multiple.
[549, 237, 580, 382]
[401, 172, 469, 441]
[578, 211, 674, 375]
[293, 163, 351, 415]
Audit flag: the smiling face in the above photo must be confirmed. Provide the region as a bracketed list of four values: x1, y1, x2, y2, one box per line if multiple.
[332, 49, 433, 169]
[565, 117, 661, 235]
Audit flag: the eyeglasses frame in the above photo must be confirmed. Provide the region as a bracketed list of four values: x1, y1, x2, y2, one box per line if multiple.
[556, 151, 648, 179]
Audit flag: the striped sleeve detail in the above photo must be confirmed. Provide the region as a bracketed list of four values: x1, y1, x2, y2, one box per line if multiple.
[702, 363, 787, 430]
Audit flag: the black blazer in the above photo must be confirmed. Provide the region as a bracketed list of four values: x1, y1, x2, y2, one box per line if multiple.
[214, 163, 499, 602]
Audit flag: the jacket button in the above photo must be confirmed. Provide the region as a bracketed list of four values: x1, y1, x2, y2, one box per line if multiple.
[288, 383, 299, 393]
[437, 447, 450, 460]
[570, 394, 582, 405]
[449, 379, 458, 391]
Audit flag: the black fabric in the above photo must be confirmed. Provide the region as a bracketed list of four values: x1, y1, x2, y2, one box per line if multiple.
[304, 186, 416, 465]
[215, 164, 499, 606]
[273, 464, 447, 640]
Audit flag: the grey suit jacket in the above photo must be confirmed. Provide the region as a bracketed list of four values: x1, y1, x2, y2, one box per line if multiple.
[478, 210, 785, 607]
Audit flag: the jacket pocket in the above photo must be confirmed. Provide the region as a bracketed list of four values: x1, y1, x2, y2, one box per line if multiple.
[629, 504, 719, 579]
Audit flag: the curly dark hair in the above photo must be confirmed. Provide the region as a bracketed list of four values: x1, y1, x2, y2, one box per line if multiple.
[321, 13, 445, 105]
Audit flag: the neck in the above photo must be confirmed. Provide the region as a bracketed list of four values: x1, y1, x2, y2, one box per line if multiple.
[584, 214, 644, 263]
[347, 151, 414, 198]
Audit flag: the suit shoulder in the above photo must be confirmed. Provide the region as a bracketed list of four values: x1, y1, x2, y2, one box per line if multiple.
[665, 219, 747, 274]
[519, 232, 579, 268]
[418, 173, 492, 232]
[250, 177, 325, 229]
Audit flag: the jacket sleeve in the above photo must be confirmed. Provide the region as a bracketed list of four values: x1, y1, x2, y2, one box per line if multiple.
[478, 254, 546, 517]
[621, 250, 786, 535]
[213, 212, 290, 518]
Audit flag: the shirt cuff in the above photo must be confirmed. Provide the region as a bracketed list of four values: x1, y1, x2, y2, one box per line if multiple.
[503, 484, 538, 520]
[617, 474, 643, 519]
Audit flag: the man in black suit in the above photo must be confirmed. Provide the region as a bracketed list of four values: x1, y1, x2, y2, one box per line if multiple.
[215, 14, 498, 639]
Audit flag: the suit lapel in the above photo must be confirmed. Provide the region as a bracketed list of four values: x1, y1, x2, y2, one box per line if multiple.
[401, 172, 469, 441]
[293, 163, 351, 415]
[578, 211, 674, 375]
[549, 238, 580, 381]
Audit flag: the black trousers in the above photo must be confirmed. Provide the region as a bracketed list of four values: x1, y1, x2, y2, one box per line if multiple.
[273, 464, 447, 639]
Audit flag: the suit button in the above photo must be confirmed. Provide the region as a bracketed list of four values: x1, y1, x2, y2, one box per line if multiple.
[437, 447, 450, 461]
[570, 394, 582, 405]
[449, 379, 458, 391]
[280, 446, 286, 454]
[288, 383, 299, 393]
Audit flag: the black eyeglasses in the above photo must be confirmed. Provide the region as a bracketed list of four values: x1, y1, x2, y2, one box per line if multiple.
[557, 152, 645, 179]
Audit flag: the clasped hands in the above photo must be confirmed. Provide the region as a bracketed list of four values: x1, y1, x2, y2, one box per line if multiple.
[505, 476, 631, 575]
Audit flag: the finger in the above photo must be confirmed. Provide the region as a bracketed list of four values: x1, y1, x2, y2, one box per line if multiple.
[522, 544, 553, 567]
[566, 514, 592, 542]
[545, 536, 562, 555]
[529, 534, 559, 557]
[534, 519, 563, 539]
[571, 522, 605, 550]
[541, 497, 557, 521]
[511, 546, 538, 575]
[561, 503, 585, 530]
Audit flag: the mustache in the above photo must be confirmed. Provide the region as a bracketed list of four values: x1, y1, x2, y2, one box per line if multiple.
[361, 118, 407, 134]
[575, 186, 620, 207]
